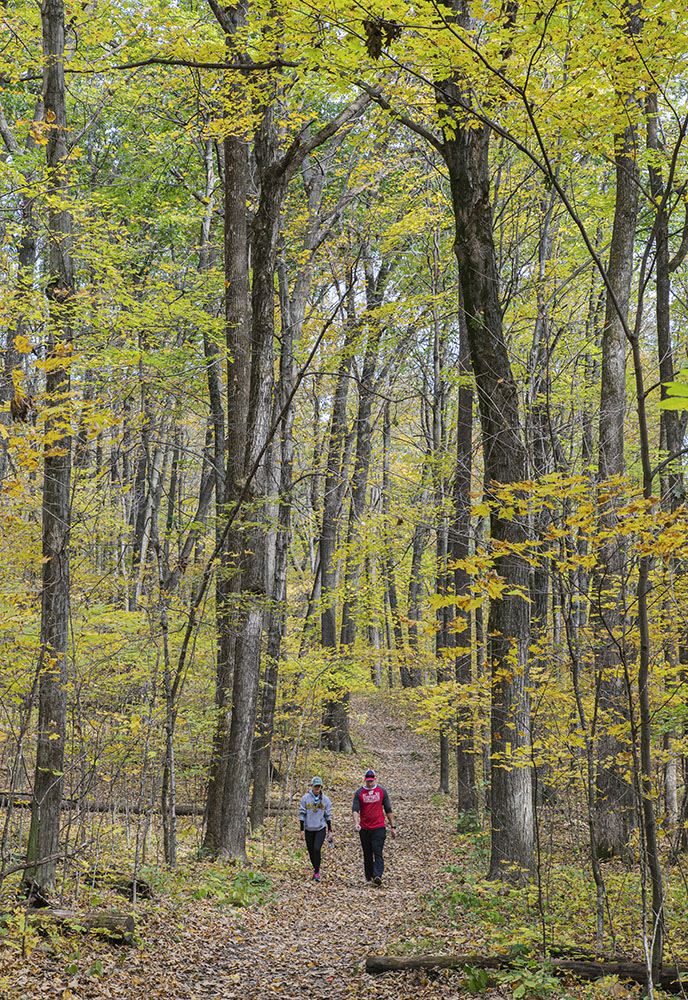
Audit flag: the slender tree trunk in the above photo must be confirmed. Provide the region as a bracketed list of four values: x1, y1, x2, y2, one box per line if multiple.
[333, 261, 387, 752]
[452, 301, 477, 821]
[0, 96, 42, 486]
[648, 91, 687, 855]
[593, 99, 640, 860]
[320, 299, 357, 743]
[381, 401, 407, 681]
[408, 463, 431, 685]
[429, 290, 451, 795]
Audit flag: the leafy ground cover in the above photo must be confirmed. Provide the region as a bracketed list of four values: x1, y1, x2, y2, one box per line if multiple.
[0, 698, 663, 999]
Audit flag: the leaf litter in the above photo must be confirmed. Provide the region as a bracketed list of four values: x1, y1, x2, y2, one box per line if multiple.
[1, 698, 494, 1000]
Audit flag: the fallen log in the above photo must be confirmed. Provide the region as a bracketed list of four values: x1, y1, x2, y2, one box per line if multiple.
[74, 870, 153, 901]
[366, 954, 503, 975]
[0, 793, 292, 815]
[365, 953, 688, 993]
[2, 908, 135, 944]
[0, 793, 205, 816]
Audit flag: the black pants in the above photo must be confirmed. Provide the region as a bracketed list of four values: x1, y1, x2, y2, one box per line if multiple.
[359, 826, 387, 880]
[305, 827, 326, 873]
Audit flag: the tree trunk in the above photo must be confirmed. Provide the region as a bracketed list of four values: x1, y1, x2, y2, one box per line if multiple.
[25, 0, 75, 895]
[443, 95, 533, 881]
[320, 301, 357, 743]
[592, 102, 640, 861]
[217, 107, 285, 859]
[407, 464, 431, 685]
[0, 95, 42, 486]
[381, 401, 407, 680]
[429, 293, 451, 795]
[249, 243, 304, 829]
[203, 1, 251, 857]
[333, 260, 387, 752]
[452, 300, 477, 820]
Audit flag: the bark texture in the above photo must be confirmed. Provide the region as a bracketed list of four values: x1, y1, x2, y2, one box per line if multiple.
[442, 77, 533, 879]
[25, 0, 75, 894]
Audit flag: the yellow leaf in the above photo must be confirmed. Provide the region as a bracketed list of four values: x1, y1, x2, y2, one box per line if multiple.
[472, 502, 491, 517]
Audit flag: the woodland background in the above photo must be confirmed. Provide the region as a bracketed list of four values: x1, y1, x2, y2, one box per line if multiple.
[3, 0, 688, 991]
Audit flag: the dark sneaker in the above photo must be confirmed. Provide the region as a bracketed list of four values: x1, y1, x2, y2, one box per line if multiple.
[372, 876, 382, 886]
[312, 872, 320, 882]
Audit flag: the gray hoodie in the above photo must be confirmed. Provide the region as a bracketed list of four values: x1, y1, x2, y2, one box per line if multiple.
[299, 789, 332, 831]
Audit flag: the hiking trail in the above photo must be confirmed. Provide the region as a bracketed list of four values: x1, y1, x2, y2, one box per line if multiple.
[4, 697, 474, 1000]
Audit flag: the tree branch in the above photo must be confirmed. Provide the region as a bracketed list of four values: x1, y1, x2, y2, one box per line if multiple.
[21, 55, 297, 82]
[355, 79, 444, 152]
[280, 93, 372, 180]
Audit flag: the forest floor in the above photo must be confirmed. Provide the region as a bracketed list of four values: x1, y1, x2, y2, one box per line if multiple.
[2, 697, 519, 999]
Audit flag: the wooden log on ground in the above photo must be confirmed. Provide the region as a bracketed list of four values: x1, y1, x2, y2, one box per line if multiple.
[0, 793, 206, 816]
[1, 908, 135, 944]
[552, 959, 688, 993]
[0, 792, 291, 815]
[76, 870, 153, 900]
[365, 953, 688, 993]
[366, 954, 504, 974]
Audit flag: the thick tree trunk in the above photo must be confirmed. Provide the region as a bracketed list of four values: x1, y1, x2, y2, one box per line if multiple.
[443, 113, 533, 881]
[217, 114, 285, 859]
[24, 0, 75, 896]
[203, 2, 251, 856]
[249, 247, 303, 829]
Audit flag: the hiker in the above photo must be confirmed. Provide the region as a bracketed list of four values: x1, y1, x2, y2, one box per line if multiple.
[352, 768, 396, 886]
[299, 776, 334, 882]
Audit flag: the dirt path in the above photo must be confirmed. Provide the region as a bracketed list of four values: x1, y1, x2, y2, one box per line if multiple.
[3, 698, 469, 1000]
[184, 698, 465, 1000]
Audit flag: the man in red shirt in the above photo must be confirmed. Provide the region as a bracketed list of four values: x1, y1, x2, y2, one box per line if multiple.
[352, 768, 397, 885]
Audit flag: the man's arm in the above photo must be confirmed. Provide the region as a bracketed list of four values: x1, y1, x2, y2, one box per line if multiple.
[382, 790, 397, 837]
[352, 789, 361, 831]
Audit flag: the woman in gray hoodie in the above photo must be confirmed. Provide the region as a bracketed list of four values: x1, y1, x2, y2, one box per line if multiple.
[299, 776, 334, 881]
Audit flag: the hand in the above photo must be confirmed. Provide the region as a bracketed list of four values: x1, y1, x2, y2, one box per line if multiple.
[390, 827, 397, 839]
[300, 830, 305, 841]
[328, 834, 334, 845]
[354, 822, 361, 832]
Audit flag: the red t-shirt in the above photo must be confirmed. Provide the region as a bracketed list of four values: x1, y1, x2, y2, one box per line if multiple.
[353, 785, 392, 829]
